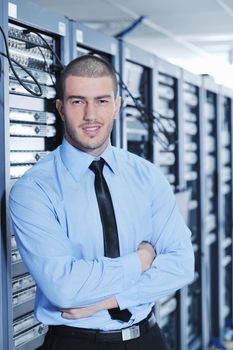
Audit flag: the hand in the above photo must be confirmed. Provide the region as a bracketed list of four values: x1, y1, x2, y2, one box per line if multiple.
[136, 241, 156, 272]
[61, 296, 118, 319]
[61, 305, 96, 319]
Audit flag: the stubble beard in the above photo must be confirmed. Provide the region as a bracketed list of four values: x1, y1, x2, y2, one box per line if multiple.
[63, 119, 114, 154]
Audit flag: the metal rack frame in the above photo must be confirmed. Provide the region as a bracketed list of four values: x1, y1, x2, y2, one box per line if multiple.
[0, 3, 11, 350]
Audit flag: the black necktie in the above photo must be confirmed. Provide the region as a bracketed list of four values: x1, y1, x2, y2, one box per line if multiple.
[89, 158, 132, 322]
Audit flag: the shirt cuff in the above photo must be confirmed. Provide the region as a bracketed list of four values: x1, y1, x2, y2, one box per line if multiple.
[120, 252, 141, 289]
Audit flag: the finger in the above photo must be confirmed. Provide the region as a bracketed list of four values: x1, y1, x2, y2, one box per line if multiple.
[61, 312, 73, 319]
[60, 308, 73, 312]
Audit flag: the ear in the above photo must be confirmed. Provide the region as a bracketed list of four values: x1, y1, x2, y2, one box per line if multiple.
[56, 99, 65, 121]
[114, 96, 121, 119]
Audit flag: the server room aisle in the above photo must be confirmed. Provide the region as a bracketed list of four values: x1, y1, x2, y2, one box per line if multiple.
[1, 1, 233, 350]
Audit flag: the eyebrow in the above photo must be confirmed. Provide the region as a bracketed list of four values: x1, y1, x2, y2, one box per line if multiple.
[67, 95, 112, 100]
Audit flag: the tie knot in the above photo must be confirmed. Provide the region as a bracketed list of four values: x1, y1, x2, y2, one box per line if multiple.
[89, 158, 105, 175]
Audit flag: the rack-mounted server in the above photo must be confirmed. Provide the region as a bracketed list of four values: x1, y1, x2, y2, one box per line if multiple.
[182, 70, 202, 350]
[216, 86, 233, 346]
[1, 1, 69, 349]
[153, 58, 181, 192]
[200, 76, 219, 350]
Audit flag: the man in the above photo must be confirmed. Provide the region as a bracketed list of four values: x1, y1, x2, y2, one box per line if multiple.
[9, 55, 194, 350]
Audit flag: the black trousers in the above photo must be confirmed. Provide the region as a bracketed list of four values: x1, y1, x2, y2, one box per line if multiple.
[39, 323, 169, 350]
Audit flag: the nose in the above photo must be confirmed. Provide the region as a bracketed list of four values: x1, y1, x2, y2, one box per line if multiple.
[83, 102, 96, 122]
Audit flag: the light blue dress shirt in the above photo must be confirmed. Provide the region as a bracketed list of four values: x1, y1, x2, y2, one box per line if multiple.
[9, 138, 194, 330]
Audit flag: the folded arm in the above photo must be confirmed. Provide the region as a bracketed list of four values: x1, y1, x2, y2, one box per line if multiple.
[61, 242, 156, 319]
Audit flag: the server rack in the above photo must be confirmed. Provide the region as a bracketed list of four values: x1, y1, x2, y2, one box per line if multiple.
[153, 57, 183, 350]
[0, 3, 10, 350]
[182, 70, 202, 350]
[69, 21, 120, 147]
[119, 41, 154, 161]
[216, 86, 233, 345]
[200, 76, 219, 349]
[1, 1, 69, 348]
[118, 43, 184, 345]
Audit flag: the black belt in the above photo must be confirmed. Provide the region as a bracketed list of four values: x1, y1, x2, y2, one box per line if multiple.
[49, 311, 156, 342]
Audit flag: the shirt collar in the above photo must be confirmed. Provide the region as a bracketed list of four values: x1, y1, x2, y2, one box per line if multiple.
[59, 138, 117, 182]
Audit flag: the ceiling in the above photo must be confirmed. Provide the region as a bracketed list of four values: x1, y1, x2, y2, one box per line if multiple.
[30, 0, 233, 86]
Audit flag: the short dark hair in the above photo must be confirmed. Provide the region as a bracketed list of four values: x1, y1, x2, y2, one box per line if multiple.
[58, 54, 118, 100]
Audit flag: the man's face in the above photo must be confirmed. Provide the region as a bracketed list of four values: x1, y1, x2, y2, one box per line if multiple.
[56, 75, 121, 156]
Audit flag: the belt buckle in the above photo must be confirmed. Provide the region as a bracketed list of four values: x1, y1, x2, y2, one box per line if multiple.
[122, 325, 140, 341]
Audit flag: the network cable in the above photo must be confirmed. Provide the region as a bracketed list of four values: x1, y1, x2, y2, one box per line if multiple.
[0, 25, 43, 97]
[115, 69, 177, 149]
[23, 29, 64, 70]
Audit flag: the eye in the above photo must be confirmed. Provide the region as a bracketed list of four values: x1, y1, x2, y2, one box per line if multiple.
[98, 99, 108, 104]
[71, 99, 83, 105]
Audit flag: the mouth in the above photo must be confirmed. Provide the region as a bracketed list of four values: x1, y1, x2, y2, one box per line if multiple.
[81, 124, 102, 137]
